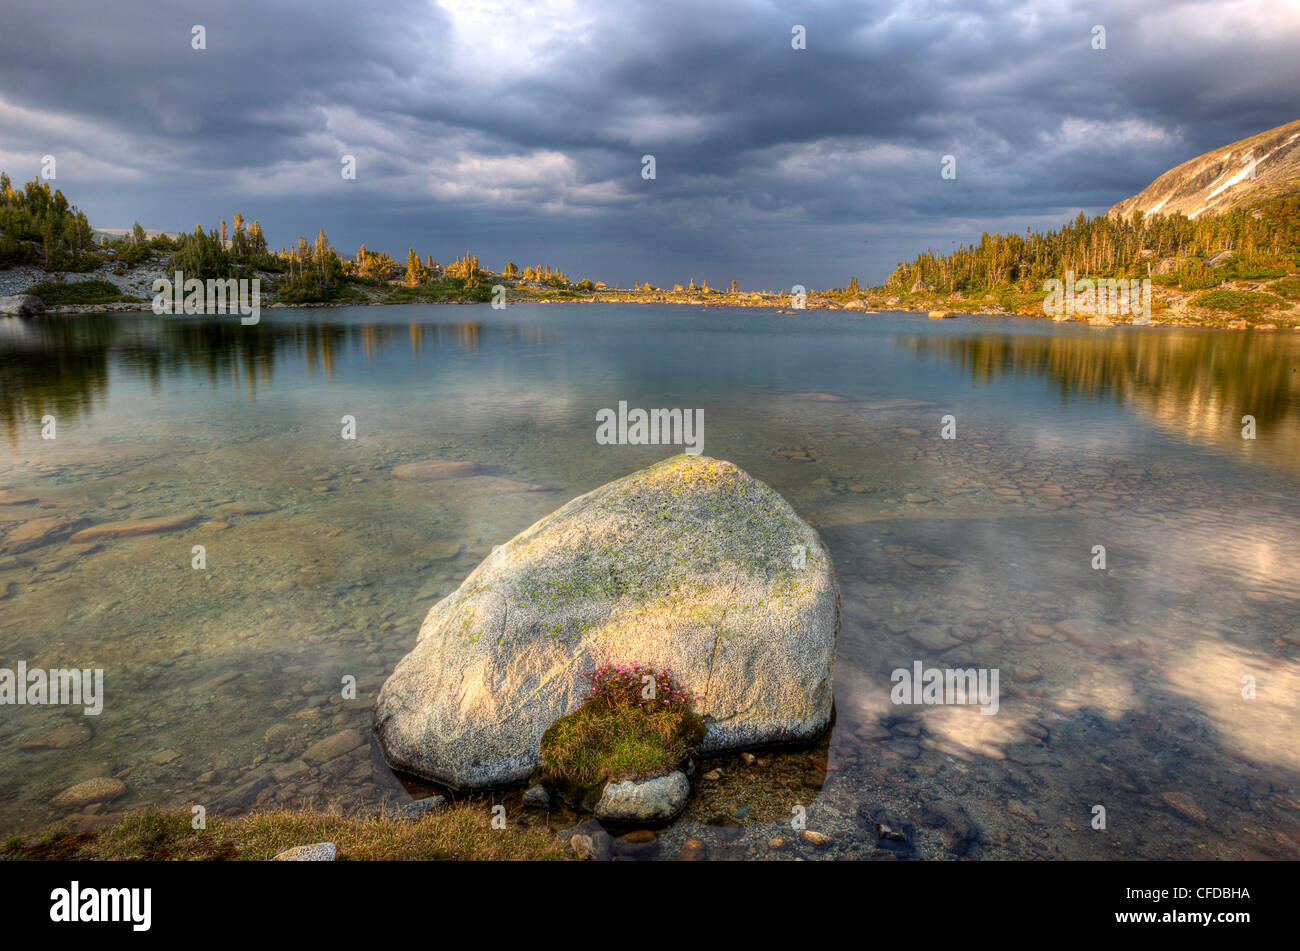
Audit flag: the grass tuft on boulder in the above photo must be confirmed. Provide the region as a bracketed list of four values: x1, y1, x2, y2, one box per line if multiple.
[539, 663, 705, 790]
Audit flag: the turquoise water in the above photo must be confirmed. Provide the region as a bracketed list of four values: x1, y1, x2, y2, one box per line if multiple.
[1, 303, 1298, 859]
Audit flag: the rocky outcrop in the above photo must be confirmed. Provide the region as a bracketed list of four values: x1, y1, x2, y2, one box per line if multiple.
[1108, 117, 1300, 220]
[375, 454, 839, 790]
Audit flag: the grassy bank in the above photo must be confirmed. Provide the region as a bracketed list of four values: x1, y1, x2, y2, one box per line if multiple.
[0, 804, 569, 861]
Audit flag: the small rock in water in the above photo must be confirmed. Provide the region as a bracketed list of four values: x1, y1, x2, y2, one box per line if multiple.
[1006, 799, 1040, 824]
[51, 777, 127, 809]
[273, 842, 337, 861]
[611, 829, 659, 858]
[702, 768, 724, 781]
[392, 460, 485, 481]
[801, 830, 832, 848]
[678, 836, 708, 861]
[891, 741, 921, 760]
[302, 729, 363, 764]
[1005, 745, 1060, 767]
[1054, 618, 1121, 657]
[594, 771, 691, 823]
[21, 722, 92, 750]
[920, 800, 981, 854]
[1161, 791, 1207, 822]
[2, 516, 90, 554]
[215, 501, 279, 516]
[69, 513, 202, 543]
[908, 627, 960, 651]
[271, 760, 310, 782]
[869, 807, 909, 842]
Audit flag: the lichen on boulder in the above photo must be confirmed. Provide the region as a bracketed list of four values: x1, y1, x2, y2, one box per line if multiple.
[374, 453, 839, 790]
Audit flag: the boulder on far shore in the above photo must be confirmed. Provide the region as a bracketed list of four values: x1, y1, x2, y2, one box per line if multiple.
[0, 294, 46, 317]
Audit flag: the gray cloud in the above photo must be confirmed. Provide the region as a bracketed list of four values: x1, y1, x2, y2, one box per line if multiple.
[1, 0, 1297, 287]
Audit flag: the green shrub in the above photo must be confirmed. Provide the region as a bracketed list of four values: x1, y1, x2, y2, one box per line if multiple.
[24, 280, 142, 305]
[539, 663, 705, 789]
[1266, 276, 1300, 300]
[1189, 289, 1283, 319]
[390, 280, 493, 303]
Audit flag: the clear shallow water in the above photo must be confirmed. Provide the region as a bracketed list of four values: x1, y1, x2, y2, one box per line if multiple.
[1, 303, 1298, 860]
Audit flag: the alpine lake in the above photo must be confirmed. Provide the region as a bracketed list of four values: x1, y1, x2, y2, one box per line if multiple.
[1, 303, 1297, 860]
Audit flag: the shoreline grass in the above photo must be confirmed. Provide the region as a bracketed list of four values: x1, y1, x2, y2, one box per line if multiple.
[0, 804, 569, 862]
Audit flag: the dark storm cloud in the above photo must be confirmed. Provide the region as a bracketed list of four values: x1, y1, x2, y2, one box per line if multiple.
[0, 0, 1297, 286]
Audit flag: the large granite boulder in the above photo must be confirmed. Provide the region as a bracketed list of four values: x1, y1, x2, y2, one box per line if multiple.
[374, 454, 839, 789]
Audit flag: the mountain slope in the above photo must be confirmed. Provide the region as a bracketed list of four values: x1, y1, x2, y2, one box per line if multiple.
[1108, 118, 1300, 220]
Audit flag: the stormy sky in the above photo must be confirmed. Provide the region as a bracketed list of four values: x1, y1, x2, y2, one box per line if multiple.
[1, 0, 1297, 288]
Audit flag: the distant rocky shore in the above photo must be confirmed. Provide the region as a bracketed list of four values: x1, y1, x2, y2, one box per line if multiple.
[3, 257, 1297, 329]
